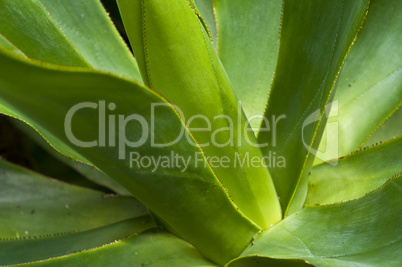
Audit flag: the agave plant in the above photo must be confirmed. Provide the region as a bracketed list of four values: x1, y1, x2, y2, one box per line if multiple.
[0, 0, 401, 266]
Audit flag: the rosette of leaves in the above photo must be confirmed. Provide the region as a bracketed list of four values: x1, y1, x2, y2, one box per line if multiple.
[0, 0, 401, 266]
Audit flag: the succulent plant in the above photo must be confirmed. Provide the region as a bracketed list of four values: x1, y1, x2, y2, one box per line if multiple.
[0, 0, 400, 266]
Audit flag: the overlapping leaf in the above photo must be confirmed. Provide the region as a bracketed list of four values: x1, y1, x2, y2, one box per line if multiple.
[213, 0, 282, 131]
[0, 216, 154, 266]
[229, 176, 402, 266]
[364, 106, 402, 147]
[118, 0, 281, 230]
[307, 136, 402, 204]
[0, 0, 141, 80]
[0, 50, 258, 265]
[39, 0, 142, 80]
[15, 229, 216, 267]
[194, 0, 217, 48]
[257, 0, 370, 216]
[0, 0, 88, 67]
[0, 159, 146, 238]
[0, 0, 400, 266]
[315, 0, 402, 163]
[14, 120, 131, 195]
[0, 34, 26, 58]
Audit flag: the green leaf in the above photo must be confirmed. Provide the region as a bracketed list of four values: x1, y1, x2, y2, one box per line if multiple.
[229, 176, 402, 267]
[66, 160, 131, 196]
[229, 258, 311, 267]
[0, 50, 258, 265]
[307, 136, 402, 205]
[194, 0, 218, 48]
[0, 216, 155, 266]
[0, 159, 147, 238]
[257, 0, 370, 216]
[4, 117, 113, 192]
[0, 0, 142, 80]
[0, 0, 89, 67]
[214, 0, 282, 131]
[118, 0, 281, 230]
[0, 34, 26, 58]
[315, 0, 402, 162]
[14, 120, 131, 196]
[39, 0, 142, 81]
[17, 229, 216, 267]
[364, 106, 402, 147]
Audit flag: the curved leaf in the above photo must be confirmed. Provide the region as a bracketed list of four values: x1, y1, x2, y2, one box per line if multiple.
[0, 0, 141, 80]
[257, 0, 370, 216]
[214, 0, 282, 130]
[229, 257, 311, 267]
[315, 0, 402, 162]
[39, 0, 142, 80]
[14, 120, 131, 196]
[229, 176, 402, 267]
[0, 51, 258, 265]
[0, 159, 146, 238]
[364, 106, 402, 147]
[118, 0, 281, 230]
[15, 229, 216, 267]
[66, 160, 131, 196]
[0, 216, 155, 266]
[307, 135, 402, 204]
[0, 0, 89, 67]
[2, 117, 111, 192]
[194, 0, 218, 48]
[0, 34, 26, 58]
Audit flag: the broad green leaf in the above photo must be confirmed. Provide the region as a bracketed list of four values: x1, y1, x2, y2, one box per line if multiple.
[364, 106, 402, 147]
[257, 0, 370, 216]
[0, 51, 259, 265]
[307, 136, 402, 205]
[229, 176, 402, 267]
[315, 0, 402, 161]
[14, 120, 131, 196]
[229, 258, 311, 267]
[0, 0, 89, 67]
[39, 0, 142, 81]
[66, 160, 131, 196]
[0, 0, 142, 80]
[0, 34, 26, 58]
[17, 229, 216, 267]
[0, 216, 155, 266]
[0, 159, 147, 238]
[3, 116, 115, 192]
[214, 0, 282, 131]
[118, 0, 281, 230]
[194, 0, 218, 48]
